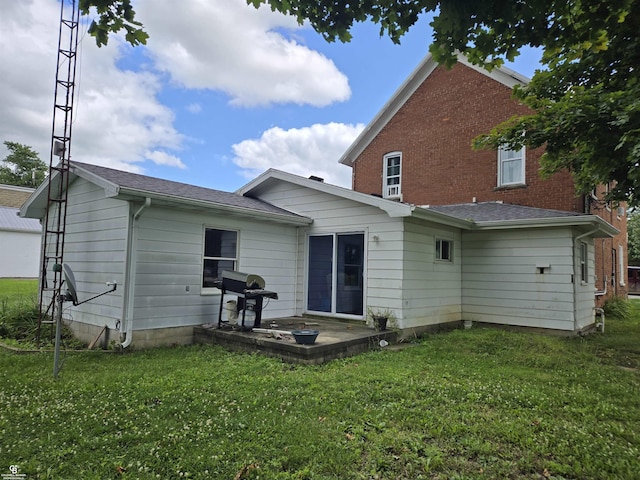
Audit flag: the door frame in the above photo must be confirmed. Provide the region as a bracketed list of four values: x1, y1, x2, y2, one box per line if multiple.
[304, 230, 367, 320]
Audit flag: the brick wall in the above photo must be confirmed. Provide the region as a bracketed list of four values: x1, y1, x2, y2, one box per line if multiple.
[353, 63, 582, 211]
[352, 61, 628, 303]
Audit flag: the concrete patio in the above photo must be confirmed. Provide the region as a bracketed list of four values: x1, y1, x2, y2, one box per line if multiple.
[193, 317, 397, 364]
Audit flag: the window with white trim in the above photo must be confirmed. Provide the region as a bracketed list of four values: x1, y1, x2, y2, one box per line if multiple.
[580, 242, 588, 283]
[383, 152, 402, 199]
[436, 239, 453, 262]
[202, 228, 238, 289]
[619, 245, 625, 286]
[498, 146, 525, 186]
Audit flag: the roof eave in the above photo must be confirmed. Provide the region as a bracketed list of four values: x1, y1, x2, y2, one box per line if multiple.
[473, 215, 619, 237]
[20, 163, 120, 219]
[411, 207, 474, 229]
[117, 186, 312, 226]
[238, 169, 414, 218]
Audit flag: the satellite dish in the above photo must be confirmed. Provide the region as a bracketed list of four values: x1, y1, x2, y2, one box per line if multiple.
[63, 263, 79, 305]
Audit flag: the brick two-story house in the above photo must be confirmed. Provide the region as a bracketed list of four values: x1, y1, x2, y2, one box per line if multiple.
[339, 54, 627, 304]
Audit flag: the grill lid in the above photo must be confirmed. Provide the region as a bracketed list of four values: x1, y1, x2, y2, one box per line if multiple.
[221, 270, 266, 289]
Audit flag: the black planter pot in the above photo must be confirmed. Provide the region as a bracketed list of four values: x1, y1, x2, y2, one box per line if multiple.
[373, 316, 388, 331]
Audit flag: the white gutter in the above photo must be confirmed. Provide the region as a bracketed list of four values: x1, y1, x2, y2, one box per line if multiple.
[573, 228, 600, 332]
[474, 216, 619, 236]
[120, 197, 151, 349]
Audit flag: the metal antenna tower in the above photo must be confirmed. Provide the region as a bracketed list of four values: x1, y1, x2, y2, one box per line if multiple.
[37, 0, 80, 344]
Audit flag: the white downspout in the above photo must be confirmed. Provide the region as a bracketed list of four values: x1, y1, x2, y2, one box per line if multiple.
[573, 228, 599, 332]
[120, 198, 151, 349]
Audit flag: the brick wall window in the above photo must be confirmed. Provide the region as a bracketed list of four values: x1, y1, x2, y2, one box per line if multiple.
[498, 146, 525, 187]
[383, 152, 402, 199]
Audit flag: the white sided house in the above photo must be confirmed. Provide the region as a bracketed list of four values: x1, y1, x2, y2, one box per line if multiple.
[0, 184, 40, 278]
[20, 162, 617, 348]
[0, 206, 41, 278]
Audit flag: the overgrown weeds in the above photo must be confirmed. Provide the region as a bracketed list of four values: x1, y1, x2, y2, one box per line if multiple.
[0, 279, 84, 349]
[0, 292, 39, 340]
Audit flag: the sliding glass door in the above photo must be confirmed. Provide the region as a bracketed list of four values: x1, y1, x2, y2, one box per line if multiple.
[307, 233, 364, 316]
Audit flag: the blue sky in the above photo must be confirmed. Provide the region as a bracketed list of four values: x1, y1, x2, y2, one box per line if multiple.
[0, 0, 542, 192]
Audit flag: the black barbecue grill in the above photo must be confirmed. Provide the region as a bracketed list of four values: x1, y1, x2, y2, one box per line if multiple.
[216, 270, 278, 329]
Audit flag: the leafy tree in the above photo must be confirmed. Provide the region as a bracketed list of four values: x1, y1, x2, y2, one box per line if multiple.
[80, 0, 639, 204]
[0, 142, 47, 188]
[79, 0, 148, 47]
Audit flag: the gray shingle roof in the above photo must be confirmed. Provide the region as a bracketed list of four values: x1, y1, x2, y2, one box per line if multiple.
[0, 207, 40, 232]
[72, 161, 305, 219]
[426, 202, 584, 222]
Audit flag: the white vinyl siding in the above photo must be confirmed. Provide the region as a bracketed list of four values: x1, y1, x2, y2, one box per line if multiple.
[43, 177, 128, 329]
[132, 208, 298, 330]
[498, 146, 525, 186]
[401, 219, 462, 329]
[254, 180, 406, 319]
[256, 181, 467, 328]
[462, 228, 579, 331]
[0, 229, 40, 277]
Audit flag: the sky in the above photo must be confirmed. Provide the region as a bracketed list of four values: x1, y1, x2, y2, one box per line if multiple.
[0, 0, 542, 192]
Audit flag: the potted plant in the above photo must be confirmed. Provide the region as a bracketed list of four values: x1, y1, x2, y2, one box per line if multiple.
[367, 307, 397, 332]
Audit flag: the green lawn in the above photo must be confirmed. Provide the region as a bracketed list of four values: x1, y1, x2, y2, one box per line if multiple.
[1, 293, 639, 479]
[0, 278, 38, 303]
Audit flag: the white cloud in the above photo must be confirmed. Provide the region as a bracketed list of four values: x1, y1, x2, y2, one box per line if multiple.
[0, 0, 185, 174]
[145, 150, 187, 168]
[0, 0, 357, 185]
[0, 0, 188, 176]
[136, 0, 351, 107]
[232, 122, 364, 187]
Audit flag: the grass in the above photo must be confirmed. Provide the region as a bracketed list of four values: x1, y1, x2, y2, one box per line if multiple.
[1, 284, 639, 479]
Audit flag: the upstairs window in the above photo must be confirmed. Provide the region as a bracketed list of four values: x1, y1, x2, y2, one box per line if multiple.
[202, 227, 238, 290]
[383, 152, 402, 199]
[498, 146, 525, 186]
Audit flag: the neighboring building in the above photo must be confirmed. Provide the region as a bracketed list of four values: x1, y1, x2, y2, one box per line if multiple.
[20, 162, 616, 349]
[0, 183, 34, 208]
[0, 184, 40, 278]
[339, 54, 627, 305]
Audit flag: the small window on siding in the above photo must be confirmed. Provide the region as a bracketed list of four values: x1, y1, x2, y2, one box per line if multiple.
[202, 228, 238, 289]
[498, 146, 525, 186]
[580, 242, 588, 283]
[383, 152, 402, 199]
[436, 239, 453, 262]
